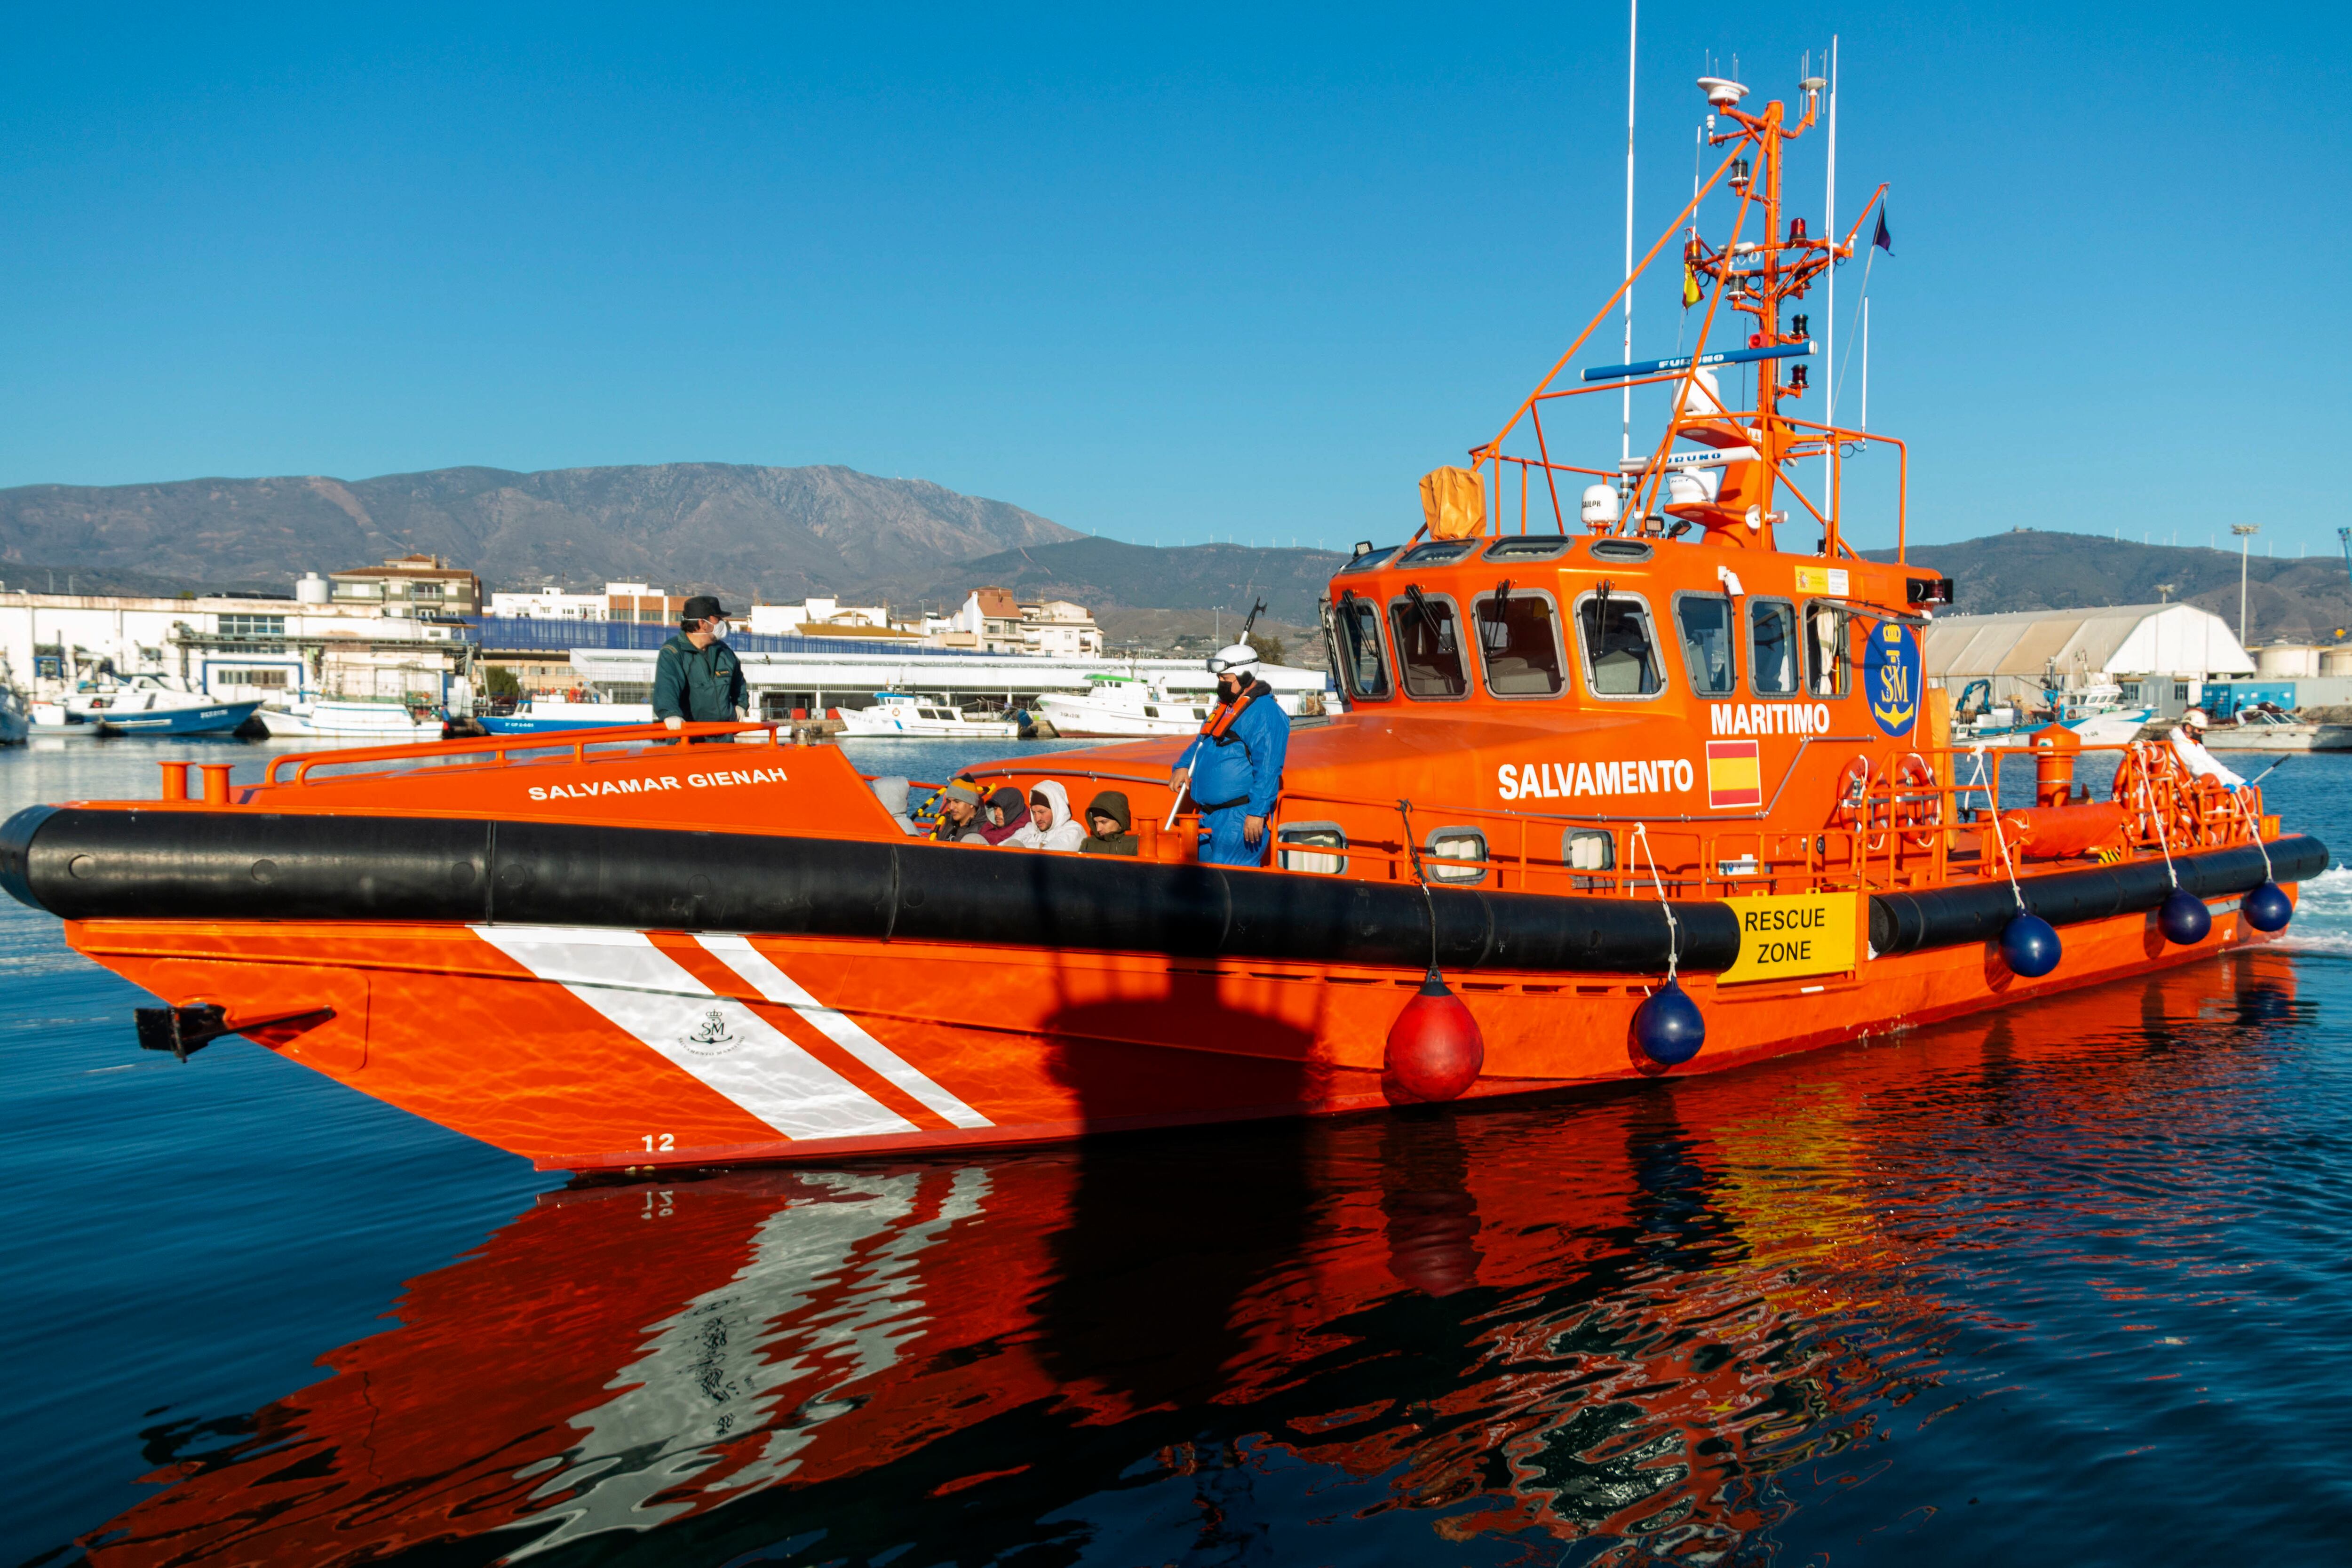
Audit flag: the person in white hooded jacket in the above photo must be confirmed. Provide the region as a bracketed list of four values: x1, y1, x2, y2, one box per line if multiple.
[1006, 779, 1086, 851]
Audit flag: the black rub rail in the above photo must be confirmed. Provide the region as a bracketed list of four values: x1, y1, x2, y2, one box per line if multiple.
[0, 807, 2325, 976]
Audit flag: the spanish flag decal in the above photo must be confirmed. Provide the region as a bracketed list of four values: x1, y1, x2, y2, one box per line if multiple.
[1705, 739, 1763, 809]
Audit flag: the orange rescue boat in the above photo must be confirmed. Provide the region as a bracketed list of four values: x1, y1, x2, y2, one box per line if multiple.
[0, 71, 2321, 1173]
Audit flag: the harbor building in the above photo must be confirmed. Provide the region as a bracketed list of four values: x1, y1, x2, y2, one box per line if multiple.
[564, 645, 1329, 719]
[1922, 603, 2254, 719]
[328, 555, 483, 618]
[746, 597, 895, 636]
[0, 577, 473, 707]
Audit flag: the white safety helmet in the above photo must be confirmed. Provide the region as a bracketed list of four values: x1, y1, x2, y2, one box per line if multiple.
[1206, 641, 1261, 678]
[2183, 707, 2210, 729]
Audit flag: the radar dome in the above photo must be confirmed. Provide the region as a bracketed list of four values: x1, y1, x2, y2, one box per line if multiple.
[1677, 366, 1728, 420]
[1580, 484, 1621, 527]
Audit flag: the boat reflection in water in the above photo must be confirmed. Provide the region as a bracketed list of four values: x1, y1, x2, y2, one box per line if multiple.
[85, 954, 2304, 1566]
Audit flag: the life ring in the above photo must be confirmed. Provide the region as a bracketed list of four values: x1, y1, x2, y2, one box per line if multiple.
[2111, 741, 2195, 847]
[1890, 752, 1942, 850]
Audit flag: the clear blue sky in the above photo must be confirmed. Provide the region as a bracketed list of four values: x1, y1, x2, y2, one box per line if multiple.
[0, 2, 2342, 558]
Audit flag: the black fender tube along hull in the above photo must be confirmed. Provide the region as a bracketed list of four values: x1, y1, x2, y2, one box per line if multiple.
[0, 806, 1743, 976]
[1867, 835, 2328, 956]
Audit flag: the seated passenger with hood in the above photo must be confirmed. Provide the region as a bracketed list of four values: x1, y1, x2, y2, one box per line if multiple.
[977, 785, 1032, 845]
[1080, 790, 1139, 855]
[1007, 779, 1086, 851]
[867, 775, 923, 835]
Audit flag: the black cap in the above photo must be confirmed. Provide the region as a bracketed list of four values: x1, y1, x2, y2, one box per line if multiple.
[681, 595, 731, 625]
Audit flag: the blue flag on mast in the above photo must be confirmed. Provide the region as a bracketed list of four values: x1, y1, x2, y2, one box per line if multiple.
[1872, 206, 1893, 255]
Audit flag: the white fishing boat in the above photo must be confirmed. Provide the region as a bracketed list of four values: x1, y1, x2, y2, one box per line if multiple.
[259, 699, 445, 740]
[834, 693, 1022, 738]
[1949, 680, 2148, 749]
[1035, 674, 1215, 737]
[64, 676, 263, 736]
[2203, 703, 2352, 752]
[477, 698, 656, 736]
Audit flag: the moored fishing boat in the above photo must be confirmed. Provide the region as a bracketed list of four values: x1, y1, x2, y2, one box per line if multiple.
[834, 692, 1023, 738]
[258, 698, 445, 740]
[1037, 673, 1220, 737]
[477, 697, 657, 735]
[0, 68, 2324, 1174]
[64, 676, 263, 736]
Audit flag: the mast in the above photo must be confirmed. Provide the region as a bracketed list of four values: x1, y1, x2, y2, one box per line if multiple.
[1822, 36, 1836, 517]
[1621, 0, 1637, 464]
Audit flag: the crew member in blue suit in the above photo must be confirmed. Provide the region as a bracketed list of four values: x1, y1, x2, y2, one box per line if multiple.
[1171, 641, 1290, 867]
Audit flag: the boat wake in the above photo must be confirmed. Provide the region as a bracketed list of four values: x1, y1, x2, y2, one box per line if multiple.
[2274, 864, 2352, 954]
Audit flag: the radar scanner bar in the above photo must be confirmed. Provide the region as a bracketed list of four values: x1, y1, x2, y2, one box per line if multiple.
[1580, 339, 1817, 384]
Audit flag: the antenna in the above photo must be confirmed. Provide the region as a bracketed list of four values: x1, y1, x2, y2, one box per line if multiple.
[1621, 0, 1637, 466]
[1857, 299, 1871, 430]
[1822, 35, 1837, 506]
[1240, 597, 1269, 637]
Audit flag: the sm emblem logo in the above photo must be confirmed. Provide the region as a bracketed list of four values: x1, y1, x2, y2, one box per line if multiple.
[1864, 622, 1921, 738]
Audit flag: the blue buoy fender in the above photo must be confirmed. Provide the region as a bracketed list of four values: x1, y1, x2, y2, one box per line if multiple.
[2158, 887, 2213, 945]
[2241, 881, 2293, 933]
[1633, 979, 1705, 1066]
[1999, 912, 2062, 978]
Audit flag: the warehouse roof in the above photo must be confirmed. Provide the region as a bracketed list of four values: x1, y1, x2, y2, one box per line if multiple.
[1922, 603, 2253, 681]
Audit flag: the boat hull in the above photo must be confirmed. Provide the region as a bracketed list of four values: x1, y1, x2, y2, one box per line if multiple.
[62, 890, 2297, 1173]
[75, 699, 262, 736]
[8, 798, 2318, 1171]
[834, 715, 1021, 737]
[260, 704, 443, 740]
[478, 700, 656, 734]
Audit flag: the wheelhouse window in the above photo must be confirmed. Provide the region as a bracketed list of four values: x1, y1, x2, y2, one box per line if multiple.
[1749, 598, 1798, 696]
[1389, 590, 1470, 700]
[1674, 593, 1738, 696]
[1574, 588, 1664, 698]
[1332, 597, 1391, 700]
[1564, 827, 1615, 891]
[1805, 602, 1851, 697]
[1278, 822, 1349, 875]
[1472, 586, 1566, 697]
[1424, 827, 1489, 885]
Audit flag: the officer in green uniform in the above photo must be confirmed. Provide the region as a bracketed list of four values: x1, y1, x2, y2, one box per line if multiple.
[653, 595, 749, 732]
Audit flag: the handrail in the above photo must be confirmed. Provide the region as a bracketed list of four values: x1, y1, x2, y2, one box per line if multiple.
[264, 721, 788, 788]
[954, 736, 2275, 903]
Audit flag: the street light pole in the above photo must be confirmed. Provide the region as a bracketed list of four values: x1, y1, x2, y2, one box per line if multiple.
[2232, 524, 2260, 650]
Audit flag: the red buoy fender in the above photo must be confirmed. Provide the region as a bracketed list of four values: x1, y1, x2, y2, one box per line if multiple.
[1383, 969, 1484, 1104]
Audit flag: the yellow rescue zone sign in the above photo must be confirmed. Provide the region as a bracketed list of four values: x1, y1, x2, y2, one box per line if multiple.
[1717, 892, 1859, 984]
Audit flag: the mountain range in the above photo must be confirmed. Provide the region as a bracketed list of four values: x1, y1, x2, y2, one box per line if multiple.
[0, 463, 1079, 602]
[1871, 529, 2352, 645]
[7, 462, 2348, 649]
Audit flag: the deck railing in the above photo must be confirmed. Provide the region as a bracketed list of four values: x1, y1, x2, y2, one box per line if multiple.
[964, 741, 2271, 902]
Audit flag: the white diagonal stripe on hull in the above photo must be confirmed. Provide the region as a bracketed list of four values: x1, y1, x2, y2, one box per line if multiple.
[696, 934, 993, 1129]
[473, 926, 917, 1141]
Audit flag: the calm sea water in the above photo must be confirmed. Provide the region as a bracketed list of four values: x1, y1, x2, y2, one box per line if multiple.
[7, 735, 2352, 1566]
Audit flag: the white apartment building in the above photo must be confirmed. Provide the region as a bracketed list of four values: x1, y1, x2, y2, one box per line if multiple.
[747, 597, 893, 636]
[1020, 598, 1104, 658]
[488, 587, 611, 620]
